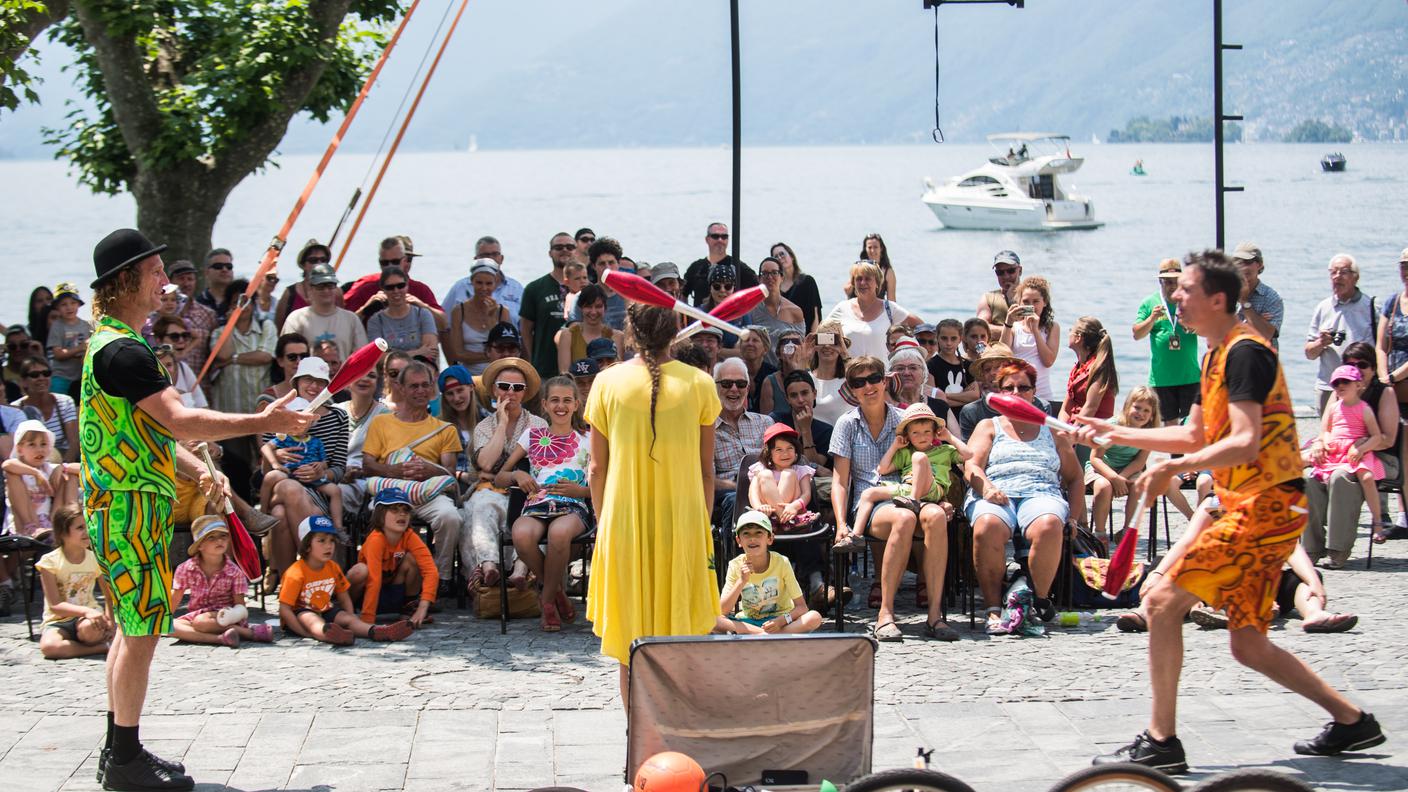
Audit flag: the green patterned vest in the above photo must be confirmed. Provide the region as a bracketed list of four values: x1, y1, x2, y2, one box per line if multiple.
[79, 316, 177, 499]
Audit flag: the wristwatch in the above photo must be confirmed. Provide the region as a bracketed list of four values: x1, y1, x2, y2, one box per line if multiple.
[783, 612, 793, 625]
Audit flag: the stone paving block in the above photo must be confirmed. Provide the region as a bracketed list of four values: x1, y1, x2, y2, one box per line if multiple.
[287, 761, 407, 790]
[406, 741, 495, 779]
[2, 747, 89, 792]
[248, 712, 315, 743]
[551, 709, 624, 745]
[296, 726, 416, 765]
[136, 713, 210, 741]
[493, 759, 556, 789]
[313, 709, 418, 731]
[14, 715, 104, 752]
[194, 716, 259, 748]
[181, 746, 246, 774]
[554, 743, 624, 779]
[1002, 701, 1074, 734]
[415, 709, 499, 743]
[0, 711, 43, 735]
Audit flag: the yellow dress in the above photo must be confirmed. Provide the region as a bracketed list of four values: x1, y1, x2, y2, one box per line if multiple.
[584, 359, 722, 664]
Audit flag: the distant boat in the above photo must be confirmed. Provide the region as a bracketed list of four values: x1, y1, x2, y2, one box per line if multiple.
[1091, 134, 1101, 145]
[1321, 152, 1346, 172]
[1130, 159, 1147, 177]
[921, 132, 1103, 231]
[467, 134, 478, 153]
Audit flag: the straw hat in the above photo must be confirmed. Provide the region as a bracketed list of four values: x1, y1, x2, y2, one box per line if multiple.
[477, 357, 541, 404]
[896, 402, 943, 436]
[968, 342, 1022, 379]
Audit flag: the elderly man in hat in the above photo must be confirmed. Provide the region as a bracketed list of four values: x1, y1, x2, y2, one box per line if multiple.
[1134, 258, 1202, 425]
[83, 229, 314, 790]
[1230, 242, 1284, 347]
[957, 342, 1057, 440]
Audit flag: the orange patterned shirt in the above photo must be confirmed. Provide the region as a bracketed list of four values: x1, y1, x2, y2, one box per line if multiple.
[1199, 324, 1302, 501]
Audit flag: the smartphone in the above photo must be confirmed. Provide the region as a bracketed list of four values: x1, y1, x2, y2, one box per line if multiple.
[816, 332, 836, 346]
[781, 342, 798, 356]
[1017, 306, 1036, 317]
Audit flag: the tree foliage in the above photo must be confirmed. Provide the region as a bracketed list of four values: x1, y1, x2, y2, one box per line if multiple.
[1283, 119, 1353, 144]
[1107, 115, 1243, 144]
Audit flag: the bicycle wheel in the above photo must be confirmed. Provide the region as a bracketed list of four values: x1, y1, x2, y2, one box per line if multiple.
[843, 767, 977, 792]
[1048, 763, 1182, 792]
[1188, 770, 1314, 792]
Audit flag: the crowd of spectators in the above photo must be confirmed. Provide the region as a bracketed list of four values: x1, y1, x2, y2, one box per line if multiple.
[3, 227, 1396, 648]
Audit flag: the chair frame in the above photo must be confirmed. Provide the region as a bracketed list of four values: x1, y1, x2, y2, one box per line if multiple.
[497, 483, 595, 634]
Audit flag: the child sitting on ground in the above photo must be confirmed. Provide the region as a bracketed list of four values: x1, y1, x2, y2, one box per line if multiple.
[747, 423, 818, 532]
[171, 515, 275, 648]
[259, 397, 343, 530]
[3, 419, 78, 539]
[347, 487, 436, 628]
[36, 505, 113, 659]
[279, 515, 412, 646]
[834, 403, 969, 551]
[1309, 364, 1388, 542]
[716, 510, 822, 635]
[1085, 387, 1195, 544]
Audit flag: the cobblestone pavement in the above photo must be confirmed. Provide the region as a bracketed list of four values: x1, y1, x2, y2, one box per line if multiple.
[4, 476, 1408, 790]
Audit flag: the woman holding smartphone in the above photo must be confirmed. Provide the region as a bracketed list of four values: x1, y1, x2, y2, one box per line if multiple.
[999, 276, 1063, 414]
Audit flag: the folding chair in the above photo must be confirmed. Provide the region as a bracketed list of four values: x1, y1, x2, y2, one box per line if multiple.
[0, 534, 52, 641]
[497, 484, 595, 634]
[1367, 459, 1406, 570]
[719, 454, 834, 610]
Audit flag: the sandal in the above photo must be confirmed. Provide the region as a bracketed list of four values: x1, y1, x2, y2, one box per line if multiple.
[219, 628, 240, 648]
[466, 567, 486, 595]
[891, 496, 922, 517]
[867, 582, 882, 610]
[250, 624, 275, 643]
[872, 621, 903, 642]
[1372, 528, 1390, 545]
[540, 601, 562, 632]
[1116, 612, 1148, 633]
[924, 619, 959, 642]
[1303, 612, 1358, 633]
[554, 590, 577, 623]
[985, 607, 1006, 636]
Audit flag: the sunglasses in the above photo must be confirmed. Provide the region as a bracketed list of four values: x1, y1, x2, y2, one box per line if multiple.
[207, 262, 233, 271]
[265, 275, 280, 285]
[999, 383, 1035, 394]
[711, 281, 735, 290]
[577, 236, 595, 244]
[708, 233, 730, 241]
[489, 344, 520, 354]
[551, 244, 576, 252]
[23, 368, 51, 378]
[495, 381, 527, 393]
[387, 368, 405, 379]
[1347, 360, 1373, 369]
[383, 282, 408, 291]
[379, 257, 406, 267]
[303, 256, 329, 265]
[154, 344, 175, 356]
[993, 266, 1019, 276]
[716, 379, 749, 391]
[163, 332, 192, 341]
[846, 372, 886, 389]
[284, 352, 310, 362]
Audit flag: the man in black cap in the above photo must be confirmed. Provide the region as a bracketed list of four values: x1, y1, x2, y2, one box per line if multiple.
[976, 250, 1023, 338]
[82, 229, 315, 791]
[573, 227, 596, 266]
[683, 222, 756, 306]
[486, 321, 524, 361]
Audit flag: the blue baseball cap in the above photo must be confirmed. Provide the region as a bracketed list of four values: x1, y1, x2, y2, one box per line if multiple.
[373, 487, 413, 508]
[569, 358, 599, 378]
[438, 364, 473, 392]
[586, 337, 618, 360]
[297, 515, 338, 542]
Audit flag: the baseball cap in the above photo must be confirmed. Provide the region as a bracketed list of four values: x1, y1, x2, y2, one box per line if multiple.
[1398, 247, 1408, 264]
[762, 422, 799, 446]
[470, 258, 501, 281]
[292, 356, 331, 383]
[914, 323, 936, 336]
[373, 487, 413, 508]
[487, 322, 522, 346]
[308, 263, 338, 286]
[993, 250, 1021, 267]
[1231, 242, 1262, 262]
[734, 509, 774, 536]
[188, 515, 230, 556]
[167, 260, 196, 277]
[697, 325, 724, 340]
[586, 338, 618, 360]
[5, 324, 27, 337]
[1330, 364, 1363, 385]
[1157, 258, 1182, 279]
[570, 358, 599, 378]
[53, 282, 84, 306]
[297, 515, 338, 542]
[649, 261, 681, 285]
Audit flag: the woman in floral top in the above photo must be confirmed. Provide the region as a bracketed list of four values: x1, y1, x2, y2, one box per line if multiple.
[495, 376, 592, 631]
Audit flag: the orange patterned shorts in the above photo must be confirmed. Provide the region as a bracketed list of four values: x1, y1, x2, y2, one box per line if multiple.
[1169, 482, 1307, 633]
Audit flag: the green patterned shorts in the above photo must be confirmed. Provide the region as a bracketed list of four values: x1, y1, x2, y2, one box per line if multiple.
[85, 489, 175, 637]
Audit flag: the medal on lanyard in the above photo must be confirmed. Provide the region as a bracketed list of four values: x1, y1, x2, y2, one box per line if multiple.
[1160, 290, 1181, 350]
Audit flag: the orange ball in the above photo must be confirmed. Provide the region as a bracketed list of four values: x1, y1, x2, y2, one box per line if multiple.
[633, 751, 706, 792]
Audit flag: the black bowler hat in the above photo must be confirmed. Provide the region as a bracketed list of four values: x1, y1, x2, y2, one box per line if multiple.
[92, 228, 168, 288]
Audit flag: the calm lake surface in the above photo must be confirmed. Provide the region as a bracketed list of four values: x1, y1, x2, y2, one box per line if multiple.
[3, 142, 1406, 410]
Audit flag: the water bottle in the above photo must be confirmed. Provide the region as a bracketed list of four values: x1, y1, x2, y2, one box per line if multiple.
[1057, 611, 1098, 626]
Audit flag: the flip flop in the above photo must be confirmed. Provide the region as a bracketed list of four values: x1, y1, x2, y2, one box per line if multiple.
[1116, 612, 1148, 633]
[1303, 613, 1358, 633]
[872, 621, 903, 642]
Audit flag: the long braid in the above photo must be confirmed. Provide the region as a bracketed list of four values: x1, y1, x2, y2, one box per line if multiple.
[627, 303, 677, 459]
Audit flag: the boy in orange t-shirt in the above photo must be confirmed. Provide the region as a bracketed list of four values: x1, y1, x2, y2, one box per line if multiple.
[347, 488, 437, 626]
[279, 516, 412, 645]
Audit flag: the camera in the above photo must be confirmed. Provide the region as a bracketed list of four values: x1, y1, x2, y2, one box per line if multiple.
[781, 342, 798, 356]
[1330, 330, 1346, 345]
[816, 332, 836, 346]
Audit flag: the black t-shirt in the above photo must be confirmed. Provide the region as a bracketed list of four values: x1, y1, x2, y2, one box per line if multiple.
[1195, 339, 1276, 405]
[683, 255, 757, 306]
[93, 338, 170, 404]
[927, 354, 972, 396]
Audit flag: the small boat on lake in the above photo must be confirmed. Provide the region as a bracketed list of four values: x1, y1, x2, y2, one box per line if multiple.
[1321, 152, 1346, 172]
[1131, 160, 1147, 176]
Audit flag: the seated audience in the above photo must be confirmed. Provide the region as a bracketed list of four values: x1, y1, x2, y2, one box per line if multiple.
[445, 260, 513, 376]
[826, 261, 922, 361]
[12, 355, 78, 462]
[281, 263, 367, 359]
[469, 358, 544, 589]
[4, 420, 78, 539]
[366, 266, 439, 359]
[757, 328, 805, 416]
[712, 357, 773, 526]
[171, 515, 274, 647]
[279, 515, 412, 645]
[716, 510, 822, 635]
[807, 321, 851, 425]
[348, 487, 436, 628]
[1085, 387, 1193, 542]
[36, 505, 112, 659]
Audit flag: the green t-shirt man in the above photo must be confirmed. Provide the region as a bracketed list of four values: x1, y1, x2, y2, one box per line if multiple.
[520, 272, 565, 378]
[1136, 293, 1200, 387]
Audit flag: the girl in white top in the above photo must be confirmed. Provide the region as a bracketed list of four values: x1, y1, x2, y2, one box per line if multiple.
[825, 261, 923, 362]
[3, 419, 78, 537]
[1000, 275, 1062, 408]
[807, 321, 851, 425]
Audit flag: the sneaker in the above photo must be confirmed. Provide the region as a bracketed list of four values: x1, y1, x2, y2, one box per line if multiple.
[1293, 712, 1386, 756]
[371, 619, 414, 642]
[97, 746, 108, 783]
[100, 747, 185, 783]
[1189, 604, 1229, 630]
[102, 749, 194, 791]
[1093, 731, 1188, 774]
[1032, 597, 1057, 623]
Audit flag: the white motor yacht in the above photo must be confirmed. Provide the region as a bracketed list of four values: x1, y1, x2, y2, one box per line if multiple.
[922, 133, 1103, 231]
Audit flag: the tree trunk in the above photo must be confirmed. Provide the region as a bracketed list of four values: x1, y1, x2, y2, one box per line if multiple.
[132, 166, 230, 268]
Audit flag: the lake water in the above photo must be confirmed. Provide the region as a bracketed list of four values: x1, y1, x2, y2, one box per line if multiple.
[3, 142, 1406, 410]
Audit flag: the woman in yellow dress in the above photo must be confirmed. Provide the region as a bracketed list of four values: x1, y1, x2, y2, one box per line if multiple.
[585, 303, 722, 704]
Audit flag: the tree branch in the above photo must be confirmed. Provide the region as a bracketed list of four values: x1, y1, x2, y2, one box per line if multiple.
[212, 0, 353, 191]
[1, 0, 70, 72]
[70, 0, 163, 160]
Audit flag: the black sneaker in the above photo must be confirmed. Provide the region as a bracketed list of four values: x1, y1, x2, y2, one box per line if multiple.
[1294, 712, 1386, 756]
[1032, 597, 1057, 623]
[102, 749, 193, 791]
[97, 746, 108, 783]
[1093, 731, 1189, 774]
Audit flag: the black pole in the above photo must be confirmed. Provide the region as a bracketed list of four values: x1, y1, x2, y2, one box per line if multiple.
[1213, 0, 1225, 249]
[730, 0, 741, 263]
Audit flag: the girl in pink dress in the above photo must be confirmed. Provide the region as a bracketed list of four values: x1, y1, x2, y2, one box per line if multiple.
[1311, 365, 1387, 538]
[747, 423, 818, 532]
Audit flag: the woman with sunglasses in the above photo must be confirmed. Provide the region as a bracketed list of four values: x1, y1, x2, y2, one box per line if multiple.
[698, 262, 743, 348]
[252, 270, 280, 325]
[830, 356, 954, 641]
[366, 266, 438, 360]
[771, 243, 822, 333]
[842, 234, 897, 303]
[257, 333, 311, 408]
[963, 360, 1085, 635]
[151, 317, 207, 408]
[746, 257, 806, 361]
[209, 278, 278, 416]
[467, 358, 543, 590]
[826, 261, 923, 363]
[1305, 341, 1402, 563]
[274, 240, 338, 330]
[13, 356, 78, 463]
